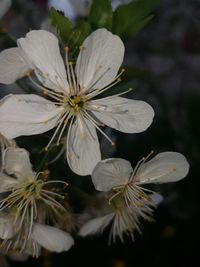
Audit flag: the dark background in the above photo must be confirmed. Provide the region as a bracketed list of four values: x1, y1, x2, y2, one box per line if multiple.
[0, 0, 199, 266]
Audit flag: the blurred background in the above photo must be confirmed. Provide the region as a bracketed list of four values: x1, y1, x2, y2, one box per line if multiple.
[0, 0, 199, 266]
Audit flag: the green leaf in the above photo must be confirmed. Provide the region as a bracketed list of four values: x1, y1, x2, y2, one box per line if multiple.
[68, 21, 92, 57]
[50, 7, 73, 43]
[113, 0, 160, 37]
[89, 0, 112, 30]
[129, 15, 154, 36]
[73, 21, 92, 46]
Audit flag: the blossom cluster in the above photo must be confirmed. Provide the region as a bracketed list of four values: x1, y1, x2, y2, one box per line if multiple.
[0, 28, 189, 257]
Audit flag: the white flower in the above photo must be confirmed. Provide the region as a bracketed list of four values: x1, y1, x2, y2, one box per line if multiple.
[79, 152, 189, 241]
[0, 0, 11, 19]
[0, 148, 72, 254]
[0, 29, 154, 175]
[0, 213, 74, 257]
[0, 133, 16, 171]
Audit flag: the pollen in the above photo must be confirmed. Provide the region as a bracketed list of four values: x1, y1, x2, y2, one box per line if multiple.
[68, 95, 85, 112]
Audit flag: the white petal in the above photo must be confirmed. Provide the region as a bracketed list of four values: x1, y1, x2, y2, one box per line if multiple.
[0, 213, 15, 239]
[18, 30, 69, 93]
[32, 224, 74, 252]
[0, 173, 17, 193]
[136, 152, 189, 184]
[3, 148, 34, 181]
[92, 158, 133, 192]
[0, 94, 63, 139]
[150, 193, 163, 206]
[0, 48, 30, 84]
[75, 28, 124, 92]
[91, 97, 154, 133]
[66, 116, 101, 175]
[79, 214, 114, 237]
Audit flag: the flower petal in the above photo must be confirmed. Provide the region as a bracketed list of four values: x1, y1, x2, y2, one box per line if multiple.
[0, 48, 30, 84]
[0, 213, 15, 239]
[66, 116, 101, 175]
[0, 173, 17, 193]
[92, 158, 133, 192]
[79, 214, 114, 237]
[0, 94, 63, 139]
[150, 193, 163, 206]
[18, 30, 69, 93]
[3, 148, 35, 181]
[136, 152, 189, 184]
[90, 97, 154, 133]
[32, 224, 74, 253]
[75, 28, 124, 92]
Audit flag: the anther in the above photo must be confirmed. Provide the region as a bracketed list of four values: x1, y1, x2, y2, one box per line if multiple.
[26, 72, 31, 77]
[43, 90, 48, 96]
[79, 45, 85, 50]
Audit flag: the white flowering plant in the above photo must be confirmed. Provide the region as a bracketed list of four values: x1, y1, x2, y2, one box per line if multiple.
[0, 0, 190, 262]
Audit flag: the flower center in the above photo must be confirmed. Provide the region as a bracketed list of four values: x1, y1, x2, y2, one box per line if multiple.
[68, 95, 85, 112]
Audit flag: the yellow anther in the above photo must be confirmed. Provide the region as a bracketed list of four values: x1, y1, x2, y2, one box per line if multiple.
[112, 142, 116, 147]
[73, 96, 81, 103]
[43, 90, 48, 96]
[64, 46, 69, 52]
[151, 150, 154, 154]
[121, 68, 125, 72]
[117, 78, 122, 82]
[137, 201, 143, 208]
[146, 195, 152, 202]
[68, 61, 73, 65]
[43, 72, 49, 77]
[44, 147, 48, 152]
[26, 71, 31, 77]
[79, 45, 85, 50]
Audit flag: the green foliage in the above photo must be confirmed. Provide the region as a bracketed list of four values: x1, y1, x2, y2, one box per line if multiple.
[113, 0, 160, 37]
[51, 7, 73, 43]
[50, 0, 160, 45]
[72, 21, 92, 47]
[51, 8, 92, 54]
[89, 0, 112, 30]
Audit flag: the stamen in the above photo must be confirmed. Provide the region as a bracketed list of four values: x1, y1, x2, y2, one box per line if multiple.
[65, 51, 73, 93]
[44, 111, 69, 151]
[28, 75, 64, 103]
[129, 150, 154, 182]
[83, 112, 115, 146]
[85, 77, 122, 100]
[97, 88, 133, 100]
[79, 67, 111, 95]
[69, 62, 78, 95]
